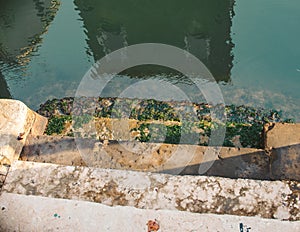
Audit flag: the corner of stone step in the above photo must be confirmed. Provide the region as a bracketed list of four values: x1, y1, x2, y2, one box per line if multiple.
[0, 99, 48, 166]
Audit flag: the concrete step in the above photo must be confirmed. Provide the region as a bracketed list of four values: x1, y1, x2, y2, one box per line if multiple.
[2, 160, 299, 221]
[21, 135, 270, 179]
[264, 123, 300, 181]
[0, 99, 47, 166]
[0, 99, 47, 190]
[0, 192, 299, 232]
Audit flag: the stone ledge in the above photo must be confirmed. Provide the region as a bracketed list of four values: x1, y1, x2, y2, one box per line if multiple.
[264, 123, 300, 181]
[270, 144, 300, 181]
[0, 193, 299, 232]
[20, 135, 269, 179]
[264, 123, 300, 149]
[2, 161, 299, 221]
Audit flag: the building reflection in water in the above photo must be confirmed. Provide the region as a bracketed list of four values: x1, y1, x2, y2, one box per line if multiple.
[0, 0, 235, 105]
[0, 0, 60, 98]
[74, 0, 235, 82]
[0, 0, 60, 64]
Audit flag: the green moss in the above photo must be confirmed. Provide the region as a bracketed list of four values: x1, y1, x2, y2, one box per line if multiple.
[40, 97, 295, 148]
[45, 115, 72, 135]
[134, 122, 201, 145]
[133, 123, 182, 144]
[72, 114, 93, 129]
[130, 99, 180, 121]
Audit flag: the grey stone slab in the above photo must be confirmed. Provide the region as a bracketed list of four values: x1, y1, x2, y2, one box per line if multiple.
[0, 192, 299, 232]
[2, 161, 299, 221]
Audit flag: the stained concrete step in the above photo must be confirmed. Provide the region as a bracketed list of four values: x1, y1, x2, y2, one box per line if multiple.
[264, 123, 300, 149]
[264, 123, 300, 181]
[0, 192, 299, 232]
[2, 160, 299, 221]
[21, 135, 269, 179]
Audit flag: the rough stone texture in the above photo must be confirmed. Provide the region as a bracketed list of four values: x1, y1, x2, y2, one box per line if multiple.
[270, 144, 300, 181]
[0, 163, 9, 176]
[264, 123, 300, 149]
[0, 99, 31, 165]
[20, 135, 85, 166]
[264, 123, 300, 181]
[30, 112, 48, 136]
[3, 161, 299, 221]
[20, 135, 269, 179]
[0, 193, 299, 232]
[0, 99, 47, 165]
[182, 147, 269, 180]
[0, 174, 6, 190]
[0, 164, 9, 191]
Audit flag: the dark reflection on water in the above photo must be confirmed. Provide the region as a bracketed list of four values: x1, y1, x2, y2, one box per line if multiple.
[0, 0, 59, 65]
[0, 0, 234, 108]
[0, 0, 299, 121]
[74, 0, 234, 82]
[0, 71, 11, 98]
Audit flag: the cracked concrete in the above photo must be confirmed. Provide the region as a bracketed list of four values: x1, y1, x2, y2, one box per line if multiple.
[2, 161, 299, 221]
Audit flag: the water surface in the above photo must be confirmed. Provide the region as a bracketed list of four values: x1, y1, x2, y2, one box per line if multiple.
[0, 0, 299, 120]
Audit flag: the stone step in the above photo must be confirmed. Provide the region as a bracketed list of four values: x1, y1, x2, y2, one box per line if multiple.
[0, 192, 299, 232]
[0, 99, 47, 189]
[0, 99, 47, 166]
[21, 135, 269, 179]
[2, 161, 299, 221]
[264, 123, 300, 181]
[264, 123, 300, 149]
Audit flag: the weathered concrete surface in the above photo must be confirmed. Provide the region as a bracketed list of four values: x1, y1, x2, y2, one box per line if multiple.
[3, 161, 299, 221]
[20, 135, 85, 166]
[0, 173, 6, 190]
[30, 112, 48, 136]
[0, 99, 47, 166]
[0, 99, 47, 190]
[20, 135, 269, 179]
[0, 193, 299, 232]
[264, 123, 300, 181]
[181, 147, 269, 180]
[264, 123, 300, 149]
[270, 144, 300, 181]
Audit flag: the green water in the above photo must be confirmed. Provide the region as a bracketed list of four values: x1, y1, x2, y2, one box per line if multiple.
[0, 0, 299, 120]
